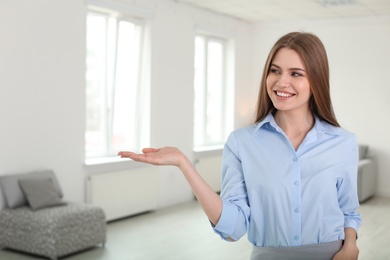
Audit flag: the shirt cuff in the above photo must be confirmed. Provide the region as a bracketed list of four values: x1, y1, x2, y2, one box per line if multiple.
[213, 201, 240, 240]
[344, 219, 360, 238]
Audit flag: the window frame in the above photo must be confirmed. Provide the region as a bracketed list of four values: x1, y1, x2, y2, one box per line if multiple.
[85, 6, 150, 163]
[193, 32, 234, 151]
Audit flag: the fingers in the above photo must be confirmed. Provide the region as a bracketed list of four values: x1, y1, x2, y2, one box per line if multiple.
[118, 151, 135, 157]
[118, 147, 180, 166]
[142, 148, 160, 154]
[118, 148, 158, 157]
[118, 148, 159, 163]
[119, 152, 163, 166]
[118, 151, 149, 162]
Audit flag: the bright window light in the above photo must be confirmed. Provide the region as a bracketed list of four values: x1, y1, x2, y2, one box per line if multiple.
[194, 34, 233, 149]
[86, 10, 148, 159]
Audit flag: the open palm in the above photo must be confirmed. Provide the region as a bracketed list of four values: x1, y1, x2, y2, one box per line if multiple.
[118, 146, 186, 167]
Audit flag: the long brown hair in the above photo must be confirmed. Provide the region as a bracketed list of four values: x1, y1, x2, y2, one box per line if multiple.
[254, 32, 339, 127]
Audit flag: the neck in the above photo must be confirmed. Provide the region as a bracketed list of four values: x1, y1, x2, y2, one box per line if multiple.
[274, 110, 314, 150]
[274, 110, 314, 132]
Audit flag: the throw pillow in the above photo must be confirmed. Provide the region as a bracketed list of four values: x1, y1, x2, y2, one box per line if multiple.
[0, 170, 63, 208]
[19, 178, 66, 210]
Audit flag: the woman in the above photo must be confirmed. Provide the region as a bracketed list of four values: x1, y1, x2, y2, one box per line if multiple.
[119, 32, 361, 260]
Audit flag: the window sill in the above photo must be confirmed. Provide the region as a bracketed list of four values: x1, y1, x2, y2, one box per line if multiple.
[194, 145, 223, 158]
[85, 157, 129, 166]
[84, 156, 142, 174]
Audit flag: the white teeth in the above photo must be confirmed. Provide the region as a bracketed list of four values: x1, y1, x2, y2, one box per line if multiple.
[276, 91, 293, 97]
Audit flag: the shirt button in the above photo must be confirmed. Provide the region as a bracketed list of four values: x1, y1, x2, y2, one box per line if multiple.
[294, 181, 299, 186]
[292, 157, 298, 162]
[294, 208, 300, 213]
[294, 235, 299, 241]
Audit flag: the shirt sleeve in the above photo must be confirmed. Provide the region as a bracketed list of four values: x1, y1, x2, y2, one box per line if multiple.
[213, 132, 250, 241]
[338, 134, 362, 235]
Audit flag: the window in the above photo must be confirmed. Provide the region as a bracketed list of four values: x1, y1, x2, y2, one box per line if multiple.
[86, 9, 149, 159]
[193, 34, 233, 150]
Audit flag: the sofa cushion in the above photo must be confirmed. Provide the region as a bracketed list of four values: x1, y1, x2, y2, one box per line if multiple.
[0, 202, 106, 259]
[19, 178, 66, 210]
[0, 170, 63, 208]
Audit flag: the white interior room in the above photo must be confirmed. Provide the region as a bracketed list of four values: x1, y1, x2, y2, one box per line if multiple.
[0, 0, 389, 258]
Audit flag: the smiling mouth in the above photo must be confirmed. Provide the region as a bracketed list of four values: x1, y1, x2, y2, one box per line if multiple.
[275, 91, 295, 98]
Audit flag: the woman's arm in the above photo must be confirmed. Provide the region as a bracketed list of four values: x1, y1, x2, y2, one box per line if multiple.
[333, 227, 359, 260]
[118, 147, 223, 225]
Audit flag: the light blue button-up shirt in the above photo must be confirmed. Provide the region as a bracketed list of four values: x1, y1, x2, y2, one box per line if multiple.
[213, 113, 362, 247]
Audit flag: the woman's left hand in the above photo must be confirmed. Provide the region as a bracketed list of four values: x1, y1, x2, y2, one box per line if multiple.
[333, 243, 359, 260]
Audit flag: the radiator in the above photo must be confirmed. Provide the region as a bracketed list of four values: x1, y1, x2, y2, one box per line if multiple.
[87, 167, 157, 221]
[195, 155, 222, 192]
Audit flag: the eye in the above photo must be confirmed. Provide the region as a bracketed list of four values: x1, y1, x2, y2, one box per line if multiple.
[269, 68, 280, 74]
[291, 72, 303, 77]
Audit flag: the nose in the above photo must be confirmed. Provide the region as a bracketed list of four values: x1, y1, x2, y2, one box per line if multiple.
[277, 73, 290, 88]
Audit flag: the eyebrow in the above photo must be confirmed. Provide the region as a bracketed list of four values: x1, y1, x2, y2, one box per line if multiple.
[270, 63, 305, 72]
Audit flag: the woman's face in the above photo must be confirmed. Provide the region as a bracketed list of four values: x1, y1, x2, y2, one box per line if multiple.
[266, 48, 311, 115]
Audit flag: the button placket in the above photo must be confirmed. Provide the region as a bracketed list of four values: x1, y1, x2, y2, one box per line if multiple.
[291, 155, 302, 246]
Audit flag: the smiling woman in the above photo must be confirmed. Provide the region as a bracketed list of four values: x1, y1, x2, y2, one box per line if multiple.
[266, 48, 311, 116]
[255, 32, 337, 127]
[118, 32, 361, 260]
[264, 48, 313, 150]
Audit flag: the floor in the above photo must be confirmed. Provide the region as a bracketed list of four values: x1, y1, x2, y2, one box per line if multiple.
[0, 196, 389, 260]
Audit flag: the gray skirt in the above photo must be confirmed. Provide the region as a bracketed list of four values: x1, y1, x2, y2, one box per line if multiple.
[250, 240, 343, 260]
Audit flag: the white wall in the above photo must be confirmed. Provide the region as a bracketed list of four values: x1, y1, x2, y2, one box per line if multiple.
[0, 0, 254, 208]
[0, 0, 87, 203]
[252, 16, 390, 198]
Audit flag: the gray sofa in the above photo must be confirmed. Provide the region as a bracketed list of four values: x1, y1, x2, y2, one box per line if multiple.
[0, 170, 106, 260]
[358, 145, 377, 202]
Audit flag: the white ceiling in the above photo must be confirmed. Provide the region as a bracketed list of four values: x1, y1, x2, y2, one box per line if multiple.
[176, 0, 390, 22]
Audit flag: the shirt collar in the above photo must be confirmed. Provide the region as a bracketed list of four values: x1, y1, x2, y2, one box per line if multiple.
[255, 113, 275, 131]
[255, 113, 341, 137]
